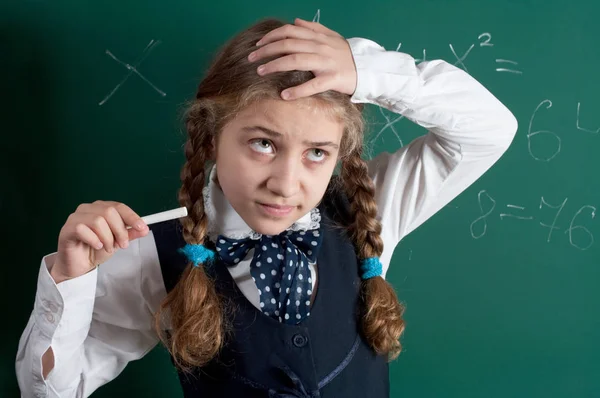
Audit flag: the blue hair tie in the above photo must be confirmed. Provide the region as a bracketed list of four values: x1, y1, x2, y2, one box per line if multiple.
[360, 257, 383, 280]
[178, 243, 216, 267]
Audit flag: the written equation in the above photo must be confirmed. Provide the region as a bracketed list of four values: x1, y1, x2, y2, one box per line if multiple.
[397, 32, 522, 76]
[470, 190, 596, 251]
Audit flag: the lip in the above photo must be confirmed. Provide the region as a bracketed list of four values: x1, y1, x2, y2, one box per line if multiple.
[258, 203, 296, 217]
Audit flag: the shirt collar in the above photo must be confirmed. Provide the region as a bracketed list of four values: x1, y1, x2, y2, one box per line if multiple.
[203, 165, 320, 241]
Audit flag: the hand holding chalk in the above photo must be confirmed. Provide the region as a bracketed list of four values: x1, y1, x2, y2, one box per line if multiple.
[52, 201, 187, 284]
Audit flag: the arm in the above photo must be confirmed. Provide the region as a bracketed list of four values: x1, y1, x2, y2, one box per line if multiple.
[348, 38, 518, 276]
[15, 232, 166, 397]
[245, 19, 517, 276]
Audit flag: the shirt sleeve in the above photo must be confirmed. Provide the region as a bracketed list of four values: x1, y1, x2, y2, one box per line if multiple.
[15, 231, 167, 397]
[347, 37, 518, 277]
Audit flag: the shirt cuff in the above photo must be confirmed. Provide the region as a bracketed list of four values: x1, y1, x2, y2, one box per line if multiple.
[34, 253, 98, 339]
[347, 37, 422, 106]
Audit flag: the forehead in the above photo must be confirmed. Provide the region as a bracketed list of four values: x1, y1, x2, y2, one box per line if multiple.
[229, 98, 344, 142]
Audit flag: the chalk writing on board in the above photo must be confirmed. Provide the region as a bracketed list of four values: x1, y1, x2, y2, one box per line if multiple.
[396, 32, 521, 76]
[469, 190, 497, 239]
[495, 59, 522, 74]
[567, 205, 596, 250]
[365, 107, 405, 158]
[449, 43, 475, 72]
[500, 204, 533, 220]
[539, 197, 597, 250]
[312, 9, 320, 23]
[528, 99, 599, 162]
[527, 99, 561, 162]
[372, 107, 404, 145]
[576, 102, 600, 134]
[478, 33, 494, 47]
[539, 196, 567, 243]
[470, 190, 596, 251]
[99, 39, 166, 106]
[415, 49, 427, 63]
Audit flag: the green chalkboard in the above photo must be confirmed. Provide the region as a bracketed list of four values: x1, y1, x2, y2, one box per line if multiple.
[2, 0, 599, 397]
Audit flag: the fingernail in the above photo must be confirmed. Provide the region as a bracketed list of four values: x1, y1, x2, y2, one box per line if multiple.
[256, 40, 263, 46]
[248, 51, 257, 61]
[96, 242, 104, 250]
[281, 90, 290, 100]
[121, 240, 129, 249]
[135, 221, 146, 231]
[257, 65, 266, 75]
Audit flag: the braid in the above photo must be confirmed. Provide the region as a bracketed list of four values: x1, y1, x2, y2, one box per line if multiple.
[179, 104, 214, 245]
[341, 148, 406, 360]
[154, 101, 227, 372]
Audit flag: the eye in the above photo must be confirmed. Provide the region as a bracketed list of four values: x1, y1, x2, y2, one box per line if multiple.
[306, 148, 328, 163]
[250, 139, 274, 154]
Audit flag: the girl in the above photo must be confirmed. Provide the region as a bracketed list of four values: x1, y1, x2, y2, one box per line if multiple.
[16, 17, 517, 397]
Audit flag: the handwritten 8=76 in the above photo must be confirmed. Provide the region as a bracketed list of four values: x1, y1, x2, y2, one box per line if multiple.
[470, 190, 596, 251]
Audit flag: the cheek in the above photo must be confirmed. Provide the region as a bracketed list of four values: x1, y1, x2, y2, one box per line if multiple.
[216, 151, 260, 199]
[216, 164, 246, 210]
[305, 161, 337, 204]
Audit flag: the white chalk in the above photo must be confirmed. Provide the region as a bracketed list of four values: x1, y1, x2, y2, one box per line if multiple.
[126, 206, 188, 229]
[142, 206, 188, 225]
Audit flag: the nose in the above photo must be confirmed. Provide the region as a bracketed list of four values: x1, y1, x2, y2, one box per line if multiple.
[266, 156, 301, 198]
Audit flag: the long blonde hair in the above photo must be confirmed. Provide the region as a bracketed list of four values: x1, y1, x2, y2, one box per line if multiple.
[154, 18, 405, 372]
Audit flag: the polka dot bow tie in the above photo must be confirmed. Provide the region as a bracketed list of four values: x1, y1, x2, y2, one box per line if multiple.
[216, 226, 324, 324]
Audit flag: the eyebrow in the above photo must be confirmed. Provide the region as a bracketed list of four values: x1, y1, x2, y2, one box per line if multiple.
[241, 125, 340, 150]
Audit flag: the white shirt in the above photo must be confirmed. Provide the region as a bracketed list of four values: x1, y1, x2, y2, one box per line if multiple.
[15, 37, 518, 398]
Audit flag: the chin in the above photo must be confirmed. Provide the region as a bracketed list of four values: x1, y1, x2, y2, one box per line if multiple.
[249, 220, 290, 236]
[245, 211, 299, 236]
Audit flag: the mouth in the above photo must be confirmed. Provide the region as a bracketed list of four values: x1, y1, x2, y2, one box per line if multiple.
[258, 203, 296, 217]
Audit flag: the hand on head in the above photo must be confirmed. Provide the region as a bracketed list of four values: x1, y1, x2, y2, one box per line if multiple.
[247, 18, 358, 100]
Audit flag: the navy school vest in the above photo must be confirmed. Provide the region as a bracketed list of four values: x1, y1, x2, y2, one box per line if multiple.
[150, 187, 390, 397]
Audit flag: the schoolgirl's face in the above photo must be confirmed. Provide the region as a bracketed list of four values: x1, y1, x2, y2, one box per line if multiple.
[214, 98, 344, 235]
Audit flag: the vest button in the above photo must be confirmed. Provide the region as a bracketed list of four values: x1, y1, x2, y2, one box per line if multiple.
[292, 334, 308, 348]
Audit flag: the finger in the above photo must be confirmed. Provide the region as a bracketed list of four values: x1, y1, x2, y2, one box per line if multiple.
[256, 24, 330, 47]
[86, 214, 117, 253]
[127, 226, 150, 242]
[104, 203, 149, 248]
[101, 206, 131, 249]
[294, 18, 342, 38]
[281, 76, 333, 100]
[249, 39, 326, 63]
[257, 53, 331, 76]
[73, 222, 104, 251]
[105, 201, 148, 232]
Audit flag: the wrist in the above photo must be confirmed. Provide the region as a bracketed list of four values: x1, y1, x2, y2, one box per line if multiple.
[49, 264, 72, 284]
